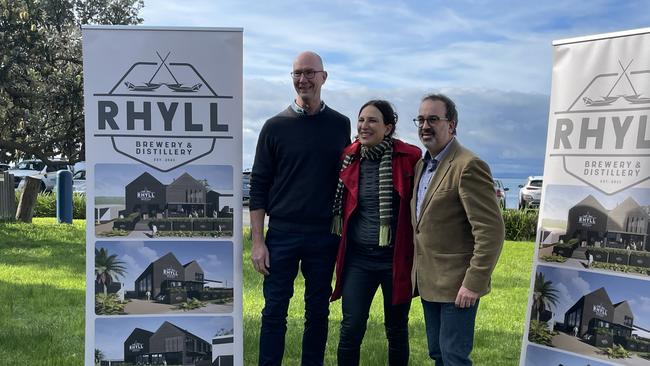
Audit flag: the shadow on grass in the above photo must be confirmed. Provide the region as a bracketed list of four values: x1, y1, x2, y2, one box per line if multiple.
[0, 221, 85, 274]
[0, 280, 84, 365]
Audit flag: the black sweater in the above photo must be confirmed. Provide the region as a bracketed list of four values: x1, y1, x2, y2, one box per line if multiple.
[250, 105, 351, 233]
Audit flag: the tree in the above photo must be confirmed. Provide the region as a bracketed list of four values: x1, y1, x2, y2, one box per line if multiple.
[0, 0, 144, 166]
[532, 272, 560, 321]
[95, 247, 126, 295]
[94, 348, 105, 365]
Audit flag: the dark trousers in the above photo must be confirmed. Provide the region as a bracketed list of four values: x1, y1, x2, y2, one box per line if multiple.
[337, 259, 411, 366]
[421, 299, 479, 366]
[259, 228, 339, 366]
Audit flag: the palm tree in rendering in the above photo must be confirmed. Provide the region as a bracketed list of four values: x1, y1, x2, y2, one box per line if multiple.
[532, 272, 560, 321]
[95, 248, 126, 295]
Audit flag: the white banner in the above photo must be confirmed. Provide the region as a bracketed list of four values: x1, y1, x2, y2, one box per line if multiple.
[520, 28, 650, 366]
[82, 26, 243, 366]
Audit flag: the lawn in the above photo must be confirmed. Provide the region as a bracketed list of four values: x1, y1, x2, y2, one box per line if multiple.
[0, 219, 534, 365]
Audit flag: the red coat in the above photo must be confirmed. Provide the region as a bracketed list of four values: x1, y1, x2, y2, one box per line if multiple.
[331, 139, 422, 305]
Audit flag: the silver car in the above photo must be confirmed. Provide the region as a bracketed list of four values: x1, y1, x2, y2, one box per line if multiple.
[518, 176, 543, 209]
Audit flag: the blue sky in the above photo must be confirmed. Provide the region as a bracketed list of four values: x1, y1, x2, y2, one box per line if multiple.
[95, 316, 233, 359]
[537, 265, 650, 331]
[96, 241, 234, 290]
[139, 1, 650, 178]
[525, 344, 612, 366]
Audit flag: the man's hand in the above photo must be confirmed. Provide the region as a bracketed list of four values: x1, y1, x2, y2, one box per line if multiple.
[251, 238, 270, 276]
[455, 286, 479, 308]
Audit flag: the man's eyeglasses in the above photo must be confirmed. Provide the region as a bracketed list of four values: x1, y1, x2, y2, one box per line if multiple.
[413, 116, 449, 128]
[290, 70, 324, 79]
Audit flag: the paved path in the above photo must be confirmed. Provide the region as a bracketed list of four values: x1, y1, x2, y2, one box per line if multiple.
[552, 332, 648, 365]
[124, 299, 233, 314]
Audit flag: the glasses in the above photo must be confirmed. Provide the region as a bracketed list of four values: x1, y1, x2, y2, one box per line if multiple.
[413, 116, 449, 128]
[290, 70, 324, 79]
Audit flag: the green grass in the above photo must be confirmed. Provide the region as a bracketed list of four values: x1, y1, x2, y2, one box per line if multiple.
[0, 218, 86, 366]
[0, 220, 534, 365]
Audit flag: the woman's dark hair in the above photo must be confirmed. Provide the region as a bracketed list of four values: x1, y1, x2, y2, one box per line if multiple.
[358, 99, 398, 137]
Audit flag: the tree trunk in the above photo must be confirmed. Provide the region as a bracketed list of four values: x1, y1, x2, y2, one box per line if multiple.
[15, 176, 41, 223]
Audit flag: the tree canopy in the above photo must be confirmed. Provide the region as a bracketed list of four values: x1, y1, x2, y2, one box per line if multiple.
[0, 0, 144, 166]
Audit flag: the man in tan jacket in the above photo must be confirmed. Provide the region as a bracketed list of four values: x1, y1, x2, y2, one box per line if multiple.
[411, 93, 504, 366]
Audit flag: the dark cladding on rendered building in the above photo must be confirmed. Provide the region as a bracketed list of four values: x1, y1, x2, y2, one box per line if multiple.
[122, 172, 233, 218]
[562, 287, 648, 351]
[562, 195, 649, 250]
[134, 252, 207, 304]
[124, 321, 212, 365]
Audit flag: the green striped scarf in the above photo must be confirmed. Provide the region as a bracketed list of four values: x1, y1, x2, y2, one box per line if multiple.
[331, 137, 394, 246]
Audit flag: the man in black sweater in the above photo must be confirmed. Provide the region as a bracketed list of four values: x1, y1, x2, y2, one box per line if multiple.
[250, 51, 351, 366]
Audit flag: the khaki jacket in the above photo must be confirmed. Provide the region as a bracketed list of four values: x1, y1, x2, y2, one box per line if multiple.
[411, 139, 504, 302]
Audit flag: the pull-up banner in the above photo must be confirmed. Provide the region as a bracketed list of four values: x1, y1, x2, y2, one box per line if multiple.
[82, 26, 243, 366]
[520, 28, 650, 366]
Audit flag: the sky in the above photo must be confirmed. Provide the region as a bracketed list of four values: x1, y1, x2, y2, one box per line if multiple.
[94, 163, 233, 197]
[537, 265, 650, 331]
[96, 241, 235, 291]
[541, 185, 650, 222]
[95, 315, 233, 359]
[138, 0, 650, 178]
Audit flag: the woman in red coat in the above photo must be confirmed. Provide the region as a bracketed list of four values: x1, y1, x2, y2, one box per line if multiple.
[331, 100, 421, 365]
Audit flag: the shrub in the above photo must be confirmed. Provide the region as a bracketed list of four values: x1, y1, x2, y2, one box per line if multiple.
[503, 209, 538, 241]
[604, 344, 631, 359]
[541, 254, 567, 263]
[15, 191, 86, 219]
[528, 320, 554, 347]
[95, 293, 126, 315]
[176, 297, 206, 311]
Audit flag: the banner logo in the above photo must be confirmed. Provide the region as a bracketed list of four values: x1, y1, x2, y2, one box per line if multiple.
[550, 59, 650, 194]
[578, 213, 596, 227]
[92, 51, 234, 172]
[136, 187, 155, 201]
[162, 267, 179, 278]
[129, 342, 144, 352]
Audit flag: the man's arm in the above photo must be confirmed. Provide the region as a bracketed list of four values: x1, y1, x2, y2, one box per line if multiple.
[456, 157, 505, 307]
[250, 208, 269, 275]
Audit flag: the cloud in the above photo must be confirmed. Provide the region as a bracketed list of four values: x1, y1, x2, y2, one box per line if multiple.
[136, 246, 159, 263]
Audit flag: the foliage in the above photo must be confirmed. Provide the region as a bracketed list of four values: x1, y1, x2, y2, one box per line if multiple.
[531, 272, 559, 321]
[15, 190, 86, 218]
[95, 293, 126, 315]
[176, 297, 207, 311]
[503, 209, 538, 241]
[95, 348, 104, 365]
[540, 254, 567, 263]
[0, 0, 143, 164]
[604, 344, 631, 359]
[591, 262, 650, 275]
[156, 230, 233, 237]
[95, 246, 126, 295]
[527, 320, 554, 347]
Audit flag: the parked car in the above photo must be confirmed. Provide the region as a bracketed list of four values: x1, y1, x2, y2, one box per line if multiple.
[493, 179, 509, 209]
[0, 163, 10, 172]
[518, 176, 543, 209]
[11, 159, 73, 192]
[72, 169, 86, 193]
[242, 170, 251, 204]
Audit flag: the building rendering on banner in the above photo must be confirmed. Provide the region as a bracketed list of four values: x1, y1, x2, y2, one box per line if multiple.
[135, 252, 213, 304]
[212, 330, 234, 366]
[561, 195, 649, 250]
[124, 321, 212, 366]
[562, 287, 649, 351]
[122, 172, 233, 219]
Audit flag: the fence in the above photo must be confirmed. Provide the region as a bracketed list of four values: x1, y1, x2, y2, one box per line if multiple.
[0, 171, 16, 220]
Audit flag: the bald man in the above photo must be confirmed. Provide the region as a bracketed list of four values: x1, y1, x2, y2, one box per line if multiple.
[250, 51, 351, 366]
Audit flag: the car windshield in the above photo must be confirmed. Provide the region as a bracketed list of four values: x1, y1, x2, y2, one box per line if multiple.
[73, 170, 85, 180]
[529, 180, 543, 188]
[16, 161, 45, 171]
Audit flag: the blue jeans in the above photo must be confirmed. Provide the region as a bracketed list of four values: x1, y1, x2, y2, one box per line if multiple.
[421, 299, 479, 366]
[258, 228, 339, 366]
[337, 258, 410, 366]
